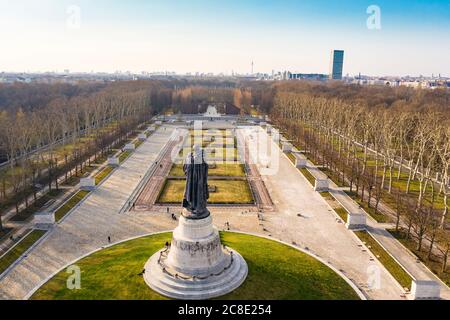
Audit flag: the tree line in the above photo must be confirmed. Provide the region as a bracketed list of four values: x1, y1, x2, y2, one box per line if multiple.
[0, 80, 172, 226]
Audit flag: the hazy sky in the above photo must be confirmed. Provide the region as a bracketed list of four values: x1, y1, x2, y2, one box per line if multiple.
[0, 0, 449, 76]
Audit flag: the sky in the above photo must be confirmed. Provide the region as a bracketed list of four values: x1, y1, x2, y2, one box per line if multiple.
[0, 0, 449, 76]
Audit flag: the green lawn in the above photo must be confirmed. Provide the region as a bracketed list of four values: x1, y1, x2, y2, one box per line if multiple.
[94, 167, 114, 185]
[54, 190, 90, 222]
[0, 230, 47, 275]
[118, 151, 132, 163]
[157, 179, 254, 204]
[169, 164, 245, 177]
[354, 231, 413, 290]
[32, 232, 360, 300]
[300, 168, 316, 186]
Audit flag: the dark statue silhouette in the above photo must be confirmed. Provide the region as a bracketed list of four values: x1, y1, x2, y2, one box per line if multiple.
[182, 145, 210, 219]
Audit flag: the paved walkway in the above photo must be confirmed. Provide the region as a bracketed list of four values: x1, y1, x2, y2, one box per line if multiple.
[0, 127, 177, 300]
[237, 127, 405, 300]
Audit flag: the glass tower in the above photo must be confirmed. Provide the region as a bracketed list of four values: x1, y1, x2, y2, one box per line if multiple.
[329, 50, 344, 80]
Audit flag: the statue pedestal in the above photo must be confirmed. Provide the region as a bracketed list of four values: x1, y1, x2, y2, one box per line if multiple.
[144, 213, 248, 300]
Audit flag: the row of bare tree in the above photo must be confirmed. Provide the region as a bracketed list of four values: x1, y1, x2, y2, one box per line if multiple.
[0, 81, 171, 224]
[271, 91, 450, 272]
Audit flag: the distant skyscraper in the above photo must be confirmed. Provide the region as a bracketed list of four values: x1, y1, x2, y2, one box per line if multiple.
[329, 50, 344, 80]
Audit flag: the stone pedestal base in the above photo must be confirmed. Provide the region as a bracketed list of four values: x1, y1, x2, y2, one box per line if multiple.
[144, 215, 248, 300]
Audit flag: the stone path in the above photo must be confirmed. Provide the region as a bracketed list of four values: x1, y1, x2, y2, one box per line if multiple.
[134, 131, 186, 210]
[237, 127, 405, 300]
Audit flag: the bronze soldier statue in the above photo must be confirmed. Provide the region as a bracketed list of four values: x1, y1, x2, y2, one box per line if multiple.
[182, 145, 210, 219]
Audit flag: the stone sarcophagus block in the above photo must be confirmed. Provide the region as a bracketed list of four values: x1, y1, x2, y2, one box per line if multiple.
[80, 177, 95, 191]
[108, 157, 120, 167]
[410, 280, 441, 300]
[314, 178, 329, 192]
[33, 211, 55, 229]
[346, 213, 367, 230]
[282, 142, 293, 153]
[295, 156, 307, 168]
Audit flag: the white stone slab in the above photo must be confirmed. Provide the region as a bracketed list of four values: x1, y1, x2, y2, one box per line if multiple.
[80, 177, 95, 191]
[295, 156, 307, 168]
[33, 212, 55, 228]
[314, 178, 329, 192]
[124, 143, 135, 151]
[108, 157, 120, 167]
[282, 142, 293, 153]
[346, 213, 366, 230]
[411, 280, 441, 300]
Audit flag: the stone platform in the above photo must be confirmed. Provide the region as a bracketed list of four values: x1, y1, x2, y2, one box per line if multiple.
[144, 214, 248, 300]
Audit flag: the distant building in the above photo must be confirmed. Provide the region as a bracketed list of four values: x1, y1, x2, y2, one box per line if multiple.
[329, 50, 345, 80]
[289, 73, 328, 81]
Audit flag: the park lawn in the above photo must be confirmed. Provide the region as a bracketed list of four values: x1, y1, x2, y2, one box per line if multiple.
[119, 151, 132, 163]
[94, 167, 114, 185]
[354, 231, 413, 290]
[32, 232, 360, 300]
[54, 190, 90, 222]
[169, 164, 245, 177]
[299, 168, 316, 187]
[0, 230, 47, 275]
[157, 179, 254, 204]
[388, 229, 450, 287]
[287, 153, 296, 165]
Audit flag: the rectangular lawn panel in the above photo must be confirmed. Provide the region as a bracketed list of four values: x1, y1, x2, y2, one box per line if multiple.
[157, 179, 254, 204]
[0, 230, 47, 275]
[54, 190, 90, 222]
[95, 166, 114, 184]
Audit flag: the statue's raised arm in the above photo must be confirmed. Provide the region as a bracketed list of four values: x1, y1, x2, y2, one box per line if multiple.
[182, 145, 210, 219]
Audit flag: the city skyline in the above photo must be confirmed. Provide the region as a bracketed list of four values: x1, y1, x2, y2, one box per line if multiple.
[0, 0, 449, 76]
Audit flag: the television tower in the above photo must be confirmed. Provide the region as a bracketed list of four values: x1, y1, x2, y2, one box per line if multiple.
[251, 61, 254, 75]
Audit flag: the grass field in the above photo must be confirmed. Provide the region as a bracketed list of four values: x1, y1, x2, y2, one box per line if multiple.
[355, 231, 413, 290]
[169, 164, 245, 177]
[94, 167, 114, 185]
[54, 190, 90, 222]
[119, 151, 132, 163]
[0, 230, 47, 275]
[157, 179, 254, 204]
[32, 232, 360, 300]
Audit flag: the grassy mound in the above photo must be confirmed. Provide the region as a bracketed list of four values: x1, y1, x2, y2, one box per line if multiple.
[32, 232, 360, 300]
